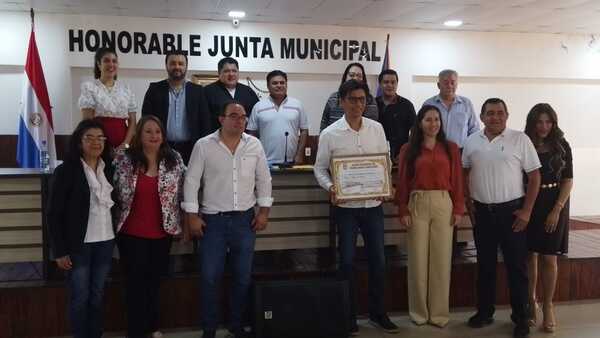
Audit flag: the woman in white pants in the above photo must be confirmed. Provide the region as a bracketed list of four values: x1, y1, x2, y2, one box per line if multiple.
[396, 104, 465, 327]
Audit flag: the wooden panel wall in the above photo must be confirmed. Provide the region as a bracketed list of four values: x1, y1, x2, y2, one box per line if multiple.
[259, 171, 420, 251]
[0, 177, 43, 263]
[2, 254, 600, 338]
[0, 135, 70, 168]
[0, 135, 315, 167]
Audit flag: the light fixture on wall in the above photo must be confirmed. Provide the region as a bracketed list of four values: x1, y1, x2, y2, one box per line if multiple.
[444, 20, 463, 28]
[228, 10, 245, 28]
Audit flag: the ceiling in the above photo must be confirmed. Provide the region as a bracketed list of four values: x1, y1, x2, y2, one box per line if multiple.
[2, 0, 600, 35]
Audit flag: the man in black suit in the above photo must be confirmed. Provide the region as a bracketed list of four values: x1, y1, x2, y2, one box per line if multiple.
[204, 57, 259, 132]
[142, 51, 211, 163]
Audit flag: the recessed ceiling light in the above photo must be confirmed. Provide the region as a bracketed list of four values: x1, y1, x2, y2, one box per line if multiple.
[228, 11, 246, 19]
[444, 20, 463, 27]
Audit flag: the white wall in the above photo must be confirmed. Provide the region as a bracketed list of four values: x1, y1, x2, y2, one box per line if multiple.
[0, 11, 598, 216]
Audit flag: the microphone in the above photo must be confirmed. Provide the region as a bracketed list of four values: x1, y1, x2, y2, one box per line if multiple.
[284, 131, 289, 163]
[278, 131, 293, 168]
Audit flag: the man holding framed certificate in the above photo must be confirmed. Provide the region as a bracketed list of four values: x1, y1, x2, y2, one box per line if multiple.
[314, 79, 398, 335]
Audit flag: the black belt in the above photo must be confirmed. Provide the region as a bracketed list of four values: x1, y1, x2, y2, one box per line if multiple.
[215, 208, 252, 216]
[474, 197, 523, 212]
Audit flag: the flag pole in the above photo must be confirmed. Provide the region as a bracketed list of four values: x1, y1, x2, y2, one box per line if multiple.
[385, 33, 390, 68]
[376, 33, 391, 97]
[30, 8, 34, 31]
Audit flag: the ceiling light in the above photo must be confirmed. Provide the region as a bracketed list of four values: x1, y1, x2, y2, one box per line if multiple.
[228, 11, 246, 19]
[444, 20, 463, 27]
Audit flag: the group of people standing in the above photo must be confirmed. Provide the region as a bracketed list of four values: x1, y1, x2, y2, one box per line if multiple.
[49, 48, 268, 338]
[47, 45, 573, 338]
[315, 69, 573, 338]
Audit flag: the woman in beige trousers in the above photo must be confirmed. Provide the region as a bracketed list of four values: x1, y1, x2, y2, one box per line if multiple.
[396, 105, 465, 327]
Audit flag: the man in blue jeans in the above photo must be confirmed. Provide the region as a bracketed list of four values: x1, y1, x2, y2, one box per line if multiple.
[183, 100, 273, 338]
[314, 79, 399, 336]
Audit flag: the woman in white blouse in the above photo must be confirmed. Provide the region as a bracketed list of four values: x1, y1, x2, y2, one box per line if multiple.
[79, 47, 137, 150]
[47, 119, 115, 338]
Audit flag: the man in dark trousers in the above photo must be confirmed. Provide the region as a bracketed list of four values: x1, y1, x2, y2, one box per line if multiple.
[204, 57, 259, 132]
[141, 50, 211, 163]
[463, 98, 541, 338]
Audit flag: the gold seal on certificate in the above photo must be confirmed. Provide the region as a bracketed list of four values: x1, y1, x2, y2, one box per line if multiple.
[330, 153, 392, 202]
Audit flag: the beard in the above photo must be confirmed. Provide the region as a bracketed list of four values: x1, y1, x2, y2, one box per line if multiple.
[168, 69, 186, 81]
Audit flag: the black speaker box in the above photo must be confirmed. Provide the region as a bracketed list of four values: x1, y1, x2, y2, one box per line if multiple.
[253, 278, 350, 338]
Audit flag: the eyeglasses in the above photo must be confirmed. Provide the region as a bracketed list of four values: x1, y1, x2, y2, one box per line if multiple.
[345, 96, 367, 104]
[225, 114, 248, 122]
[83, 135, 108, 143]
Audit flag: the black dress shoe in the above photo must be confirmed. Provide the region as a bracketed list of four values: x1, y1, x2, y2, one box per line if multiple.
[467, 312, 494, 328]
[369, 314, 399, 333]
[349, 321, 359, 336]
[514, 323, 530, 338]
[227, 329, 253, 338]
[202, 329, 216, 338]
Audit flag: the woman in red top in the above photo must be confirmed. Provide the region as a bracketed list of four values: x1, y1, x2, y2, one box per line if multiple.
[113, 115, 185, 338]
[396, 105, 464, 327]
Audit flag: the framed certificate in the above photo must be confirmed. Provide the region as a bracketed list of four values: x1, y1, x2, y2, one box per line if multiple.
[330, 153, 393, 202]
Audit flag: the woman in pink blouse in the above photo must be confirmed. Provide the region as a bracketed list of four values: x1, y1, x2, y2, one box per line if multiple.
[395, 105, 464, 327]
[79, 47, 137, 149]
[113, 115, 185, 338]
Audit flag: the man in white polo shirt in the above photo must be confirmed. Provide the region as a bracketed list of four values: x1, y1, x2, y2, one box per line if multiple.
[462, 98, 541, 338]
[248, 70, 309, 166]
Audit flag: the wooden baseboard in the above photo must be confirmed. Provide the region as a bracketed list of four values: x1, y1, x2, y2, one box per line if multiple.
[0, 135, 70, 168]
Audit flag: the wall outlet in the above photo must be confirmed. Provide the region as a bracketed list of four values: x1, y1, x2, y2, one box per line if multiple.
[305, 147, 311, 157]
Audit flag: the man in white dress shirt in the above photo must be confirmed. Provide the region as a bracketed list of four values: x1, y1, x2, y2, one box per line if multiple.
[314, 79, 399, 335]
[183, 100, 272, 338]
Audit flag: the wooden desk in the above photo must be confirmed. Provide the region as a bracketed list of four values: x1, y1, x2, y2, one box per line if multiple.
[1, 166, 408, 279]
[258, 167, 403, 250]
[0, 169, 48, 265]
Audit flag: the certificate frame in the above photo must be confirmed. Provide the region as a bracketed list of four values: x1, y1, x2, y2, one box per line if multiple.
[330, 153, 393, 202]
[190, 73, 219, 86]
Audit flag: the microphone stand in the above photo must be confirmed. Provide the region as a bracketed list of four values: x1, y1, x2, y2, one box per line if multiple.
[277, 131, 293, 169]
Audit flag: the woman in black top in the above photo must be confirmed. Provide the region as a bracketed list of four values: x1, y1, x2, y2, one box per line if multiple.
[524, 103, 573, 333]
[319, 62, 379, 131]
[47, 119, 115, 338]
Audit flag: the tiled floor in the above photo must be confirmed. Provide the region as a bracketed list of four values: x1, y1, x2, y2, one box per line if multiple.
[571, 215, 600, 225]
[94, 300, 600, 338]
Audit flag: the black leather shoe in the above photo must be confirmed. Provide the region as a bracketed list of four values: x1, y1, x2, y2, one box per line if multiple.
[349, 321, 359, 336]
[467, 312, 494, 328]
[369, 314, 400, 333]
[202, 330, 216, 338]
[514, 323, 530, 338]
[225, 330, 252, 338]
